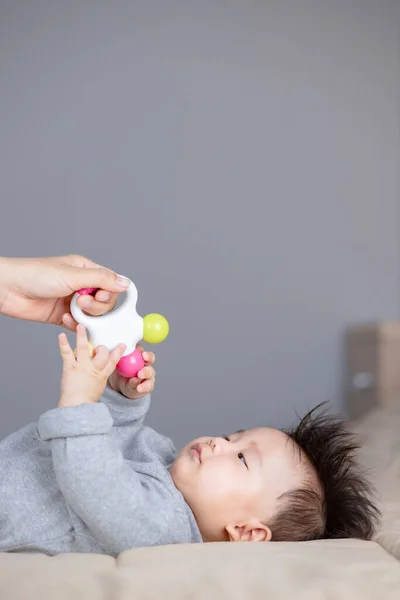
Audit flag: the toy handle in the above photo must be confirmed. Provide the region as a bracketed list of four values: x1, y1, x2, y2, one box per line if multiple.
[70, 276, 138, 328]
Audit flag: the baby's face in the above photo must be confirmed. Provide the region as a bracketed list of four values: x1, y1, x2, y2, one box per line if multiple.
[169, 427, 309, 541]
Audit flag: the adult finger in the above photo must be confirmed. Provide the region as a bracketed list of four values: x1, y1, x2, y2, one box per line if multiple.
[61, 312, 78, 332]
[77, 294, 118, 317]
[66, 266, 130, 294]
[95, 290, 119, 304]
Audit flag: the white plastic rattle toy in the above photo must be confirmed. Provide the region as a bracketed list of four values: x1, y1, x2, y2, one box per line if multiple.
[70, 279, 169, 378]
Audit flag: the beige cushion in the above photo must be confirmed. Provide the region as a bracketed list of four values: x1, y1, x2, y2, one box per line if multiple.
[352, 399, 400, 561]
[1, 540, 400, 599]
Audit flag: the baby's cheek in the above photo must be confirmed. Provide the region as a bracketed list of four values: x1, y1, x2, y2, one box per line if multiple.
[202, 463, 238, 497]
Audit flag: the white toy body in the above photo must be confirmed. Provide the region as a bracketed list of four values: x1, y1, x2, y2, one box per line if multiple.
[70, 279, 143, 356]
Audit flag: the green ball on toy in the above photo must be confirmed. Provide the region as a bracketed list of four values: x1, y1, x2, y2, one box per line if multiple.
[143, 314, 169, 344]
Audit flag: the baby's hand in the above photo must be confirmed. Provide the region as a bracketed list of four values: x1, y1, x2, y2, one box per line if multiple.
[108, 345, 156, 400]
[58, 324, 125, 408]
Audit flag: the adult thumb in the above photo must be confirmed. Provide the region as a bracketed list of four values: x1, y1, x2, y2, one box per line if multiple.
[68, 266, 130, 293]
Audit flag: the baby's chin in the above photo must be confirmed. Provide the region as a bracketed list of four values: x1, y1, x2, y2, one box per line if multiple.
[169, 447, 198, 489]
[168, 457, 185, 493]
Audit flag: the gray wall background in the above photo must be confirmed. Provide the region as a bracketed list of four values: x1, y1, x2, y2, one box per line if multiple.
[0, 1, 399, 448]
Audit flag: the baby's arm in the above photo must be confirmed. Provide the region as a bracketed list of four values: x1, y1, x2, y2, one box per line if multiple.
[38, 403, 172, 555]
[102, 349, 155, 428]
[43, 327, 170, 555]
[101, 386, 151, 429]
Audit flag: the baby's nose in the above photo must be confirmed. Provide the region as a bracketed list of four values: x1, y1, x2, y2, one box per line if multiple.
[210, 437, 228, 453]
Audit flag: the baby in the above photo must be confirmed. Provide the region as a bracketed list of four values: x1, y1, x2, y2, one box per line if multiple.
[0, 326, 380, 556]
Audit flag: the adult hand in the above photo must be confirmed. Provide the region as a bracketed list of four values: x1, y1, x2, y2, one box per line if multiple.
[0, 254, 129, 330]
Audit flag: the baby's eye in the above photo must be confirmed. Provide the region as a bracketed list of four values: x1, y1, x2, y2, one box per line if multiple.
[223, 435, 230, 441]
[238, 452, 248, 468]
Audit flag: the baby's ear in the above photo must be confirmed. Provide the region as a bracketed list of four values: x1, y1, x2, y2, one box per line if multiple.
[226, 520, 272, 542]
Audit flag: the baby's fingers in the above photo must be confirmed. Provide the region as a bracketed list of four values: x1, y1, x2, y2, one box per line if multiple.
[92, 345, 110, 371]
[104, 344, 126, 377]
[137, 365, 155, 381]
[58, 333, 75, 367]
[142, 351, 155, 366]
[136, 378, 155, 395]
[75, 324, 91, 363]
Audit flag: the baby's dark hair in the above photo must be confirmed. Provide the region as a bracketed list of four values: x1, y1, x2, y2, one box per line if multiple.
[268, 404, 381, 542]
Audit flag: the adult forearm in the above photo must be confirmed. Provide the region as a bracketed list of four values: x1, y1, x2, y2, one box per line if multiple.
[0, 256, 12, 314]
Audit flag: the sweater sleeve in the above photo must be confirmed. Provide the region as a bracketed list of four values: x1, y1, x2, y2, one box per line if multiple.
[100, 386, 151, 428]
[37, 403, 175, 555]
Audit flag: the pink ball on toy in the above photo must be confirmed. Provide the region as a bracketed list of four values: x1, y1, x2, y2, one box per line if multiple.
[77, 288, 98, 296]
[116, 349, 145, 379]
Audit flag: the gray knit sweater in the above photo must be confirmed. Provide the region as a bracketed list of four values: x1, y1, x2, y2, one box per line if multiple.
[0, 389, 202, 556]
